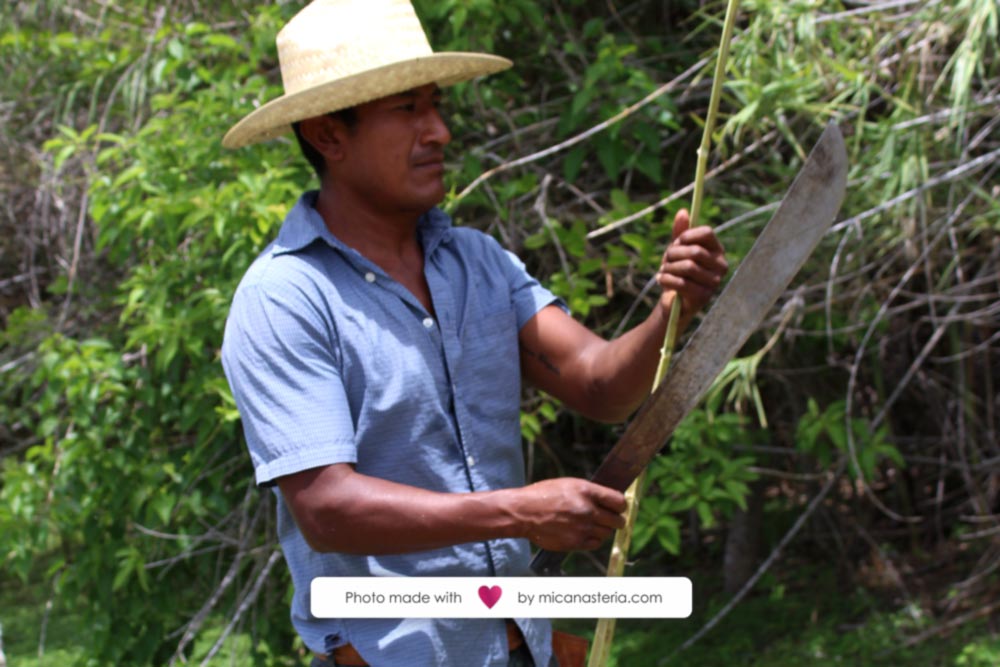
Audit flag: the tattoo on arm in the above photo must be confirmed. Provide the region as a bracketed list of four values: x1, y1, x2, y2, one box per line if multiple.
[522, 345, 561, 376]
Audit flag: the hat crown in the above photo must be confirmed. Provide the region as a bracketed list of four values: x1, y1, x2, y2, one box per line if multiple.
[277, 0, 434, 96]
[222, 0, 512, 148]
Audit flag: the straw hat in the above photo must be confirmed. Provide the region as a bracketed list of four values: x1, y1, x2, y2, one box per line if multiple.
[222, 0, 512, 148]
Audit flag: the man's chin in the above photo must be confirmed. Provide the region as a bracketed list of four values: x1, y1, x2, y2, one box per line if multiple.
[419, 184, 448, 210]
[400, 191, 446, 218]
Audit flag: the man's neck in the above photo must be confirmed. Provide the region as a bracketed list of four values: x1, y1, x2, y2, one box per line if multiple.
[312, 185, 437, 316]
[313, 185, 426, 266]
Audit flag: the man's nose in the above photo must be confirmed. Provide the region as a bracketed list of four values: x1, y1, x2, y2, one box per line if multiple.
[421, 107, 452, 146]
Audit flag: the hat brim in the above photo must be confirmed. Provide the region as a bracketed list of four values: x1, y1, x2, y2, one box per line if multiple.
[222, 52, 512, 149]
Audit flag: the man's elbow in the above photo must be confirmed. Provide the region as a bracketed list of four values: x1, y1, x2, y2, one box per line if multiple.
[301, 505, 394, 555]
[277, 464, 358, 553]
[298, 518, 337, 553]
[294, 503, 353, 553]
[569, 351, 645, 423]
[575, 384, 639, 423]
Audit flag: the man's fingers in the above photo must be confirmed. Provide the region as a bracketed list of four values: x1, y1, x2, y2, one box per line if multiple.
[590, 506, 627, 530]
[520, 478, 631, 551]
[672, 225, 726, 255]
[658, 259, 725, 290]
[584, 482, 627, 513]
[658, 272, 717, 295]
[664, 244, 729, 277]
[671, 208, 691, 242]
[656, 263, 722, 291]
[661, 224, 728, 299]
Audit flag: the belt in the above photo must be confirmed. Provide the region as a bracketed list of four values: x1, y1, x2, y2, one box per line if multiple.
[316, 620, 525, 666]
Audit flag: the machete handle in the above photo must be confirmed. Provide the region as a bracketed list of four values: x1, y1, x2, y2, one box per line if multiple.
[530, 547, 568, 576]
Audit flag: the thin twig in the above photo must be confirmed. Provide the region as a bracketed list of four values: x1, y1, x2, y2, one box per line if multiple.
[587, 131, 777, 241]
[816, 0, 939, 24]
[828, 145, 1000, 235]
[450, 56, 710, 207]
[167, 550, 244, 664]
[896, 598, 1000, 650]
[534, 174, 573, 288]
[198, 549, 283, 666]
[54, 189, 88, 331]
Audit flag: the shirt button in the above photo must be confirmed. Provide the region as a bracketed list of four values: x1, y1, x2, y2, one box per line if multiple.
[364, 272, 376, 283]
[422, 317, 434, 329]
[466, 456, 476, 467]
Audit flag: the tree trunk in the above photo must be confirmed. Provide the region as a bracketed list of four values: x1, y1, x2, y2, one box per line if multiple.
[724, 482, 765, 595]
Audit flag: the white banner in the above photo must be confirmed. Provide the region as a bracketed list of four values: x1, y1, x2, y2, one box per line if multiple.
[311, 576, 691, 619]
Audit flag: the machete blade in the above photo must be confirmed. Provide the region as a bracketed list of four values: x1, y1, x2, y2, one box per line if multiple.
[532, 123, 848, 575]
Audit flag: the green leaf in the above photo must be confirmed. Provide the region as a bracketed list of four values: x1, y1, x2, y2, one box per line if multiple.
[610, 189, 631, 211]
[149, 491, 175, 524]
[635, 151, 663, 184]
[655, 517, 681, 555]
[620, 233, 651, 254]
[596, 137, 619, 180]
[696, 501, 715, 528]
[203, 33, 238, 51]
[563, 145, 586, 183]
[167, 38, 184, 60]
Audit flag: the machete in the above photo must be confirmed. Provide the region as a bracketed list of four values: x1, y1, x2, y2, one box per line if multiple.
[531, 123, 849, 576]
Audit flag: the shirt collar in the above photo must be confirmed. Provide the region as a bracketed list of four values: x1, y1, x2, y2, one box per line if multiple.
[273, 191, 453, 259]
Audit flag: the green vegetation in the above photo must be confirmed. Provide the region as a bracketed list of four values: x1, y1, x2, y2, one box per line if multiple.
[1, 0, 998, 664]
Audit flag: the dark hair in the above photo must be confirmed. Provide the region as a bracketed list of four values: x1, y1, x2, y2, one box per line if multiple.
[292, 107, 358, 182]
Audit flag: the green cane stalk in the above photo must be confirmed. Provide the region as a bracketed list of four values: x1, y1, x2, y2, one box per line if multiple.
[588, 1, 742, 664]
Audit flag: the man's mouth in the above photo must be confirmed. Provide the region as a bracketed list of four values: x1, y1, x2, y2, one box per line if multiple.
[414, 154, 445, 170]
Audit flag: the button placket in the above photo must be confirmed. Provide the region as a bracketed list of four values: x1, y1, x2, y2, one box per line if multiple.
[423, 252, 487, 494]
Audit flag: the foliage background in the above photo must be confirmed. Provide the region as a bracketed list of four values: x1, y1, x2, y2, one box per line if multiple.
[1, 0, 998, 665]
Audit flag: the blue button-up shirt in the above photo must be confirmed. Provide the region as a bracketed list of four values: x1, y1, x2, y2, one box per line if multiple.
[222, 192, 563, 666]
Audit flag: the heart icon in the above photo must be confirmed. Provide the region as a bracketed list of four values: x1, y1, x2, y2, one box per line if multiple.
[478, 585, 502, 609]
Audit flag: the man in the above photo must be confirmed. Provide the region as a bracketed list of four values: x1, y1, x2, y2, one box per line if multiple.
[221, 1, 728, 666]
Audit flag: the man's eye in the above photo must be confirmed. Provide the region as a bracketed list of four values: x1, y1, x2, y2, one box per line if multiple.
[396, 103, 416, 112]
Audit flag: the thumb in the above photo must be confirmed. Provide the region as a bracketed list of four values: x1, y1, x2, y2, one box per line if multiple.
[672, 208, 691, 242]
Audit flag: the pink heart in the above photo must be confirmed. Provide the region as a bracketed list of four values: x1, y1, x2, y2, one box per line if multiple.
[478, 585, 502, 609]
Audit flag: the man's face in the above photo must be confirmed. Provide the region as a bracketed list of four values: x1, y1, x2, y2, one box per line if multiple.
[332, 83, 452, 217]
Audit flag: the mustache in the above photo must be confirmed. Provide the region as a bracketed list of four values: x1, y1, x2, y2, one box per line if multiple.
[413, 151, 445, 166]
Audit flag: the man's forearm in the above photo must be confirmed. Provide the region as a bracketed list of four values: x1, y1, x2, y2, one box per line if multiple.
[282, 465, 517, 554]
[278, 463, 627, 555]
[518, 296, 697, 424]
[580, 291, 695, 422]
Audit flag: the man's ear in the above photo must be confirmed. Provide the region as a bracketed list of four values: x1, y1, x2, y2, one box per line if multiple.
[299, 115, 348, 165]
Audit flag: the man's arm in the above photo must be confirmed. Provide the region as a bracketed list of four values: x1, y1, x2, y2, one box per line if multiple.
[519, 210, 728, 423]
[277, 463, 627, 554]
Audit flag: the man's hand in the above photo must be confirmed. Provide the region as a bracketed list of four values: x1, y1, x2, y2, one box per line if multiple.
[510, 478, 627, 552]
[656, 209, 729, 319]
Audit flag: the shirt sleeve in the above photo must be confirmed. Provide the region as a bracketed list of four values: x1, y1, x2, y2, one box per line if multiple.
[495, 244, 570, 329]
[222, 278, 357, 487]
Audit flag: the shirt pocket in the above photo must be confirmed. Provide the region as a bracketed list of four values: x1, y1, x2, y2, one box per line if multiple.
[460, 306, 521, 424]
